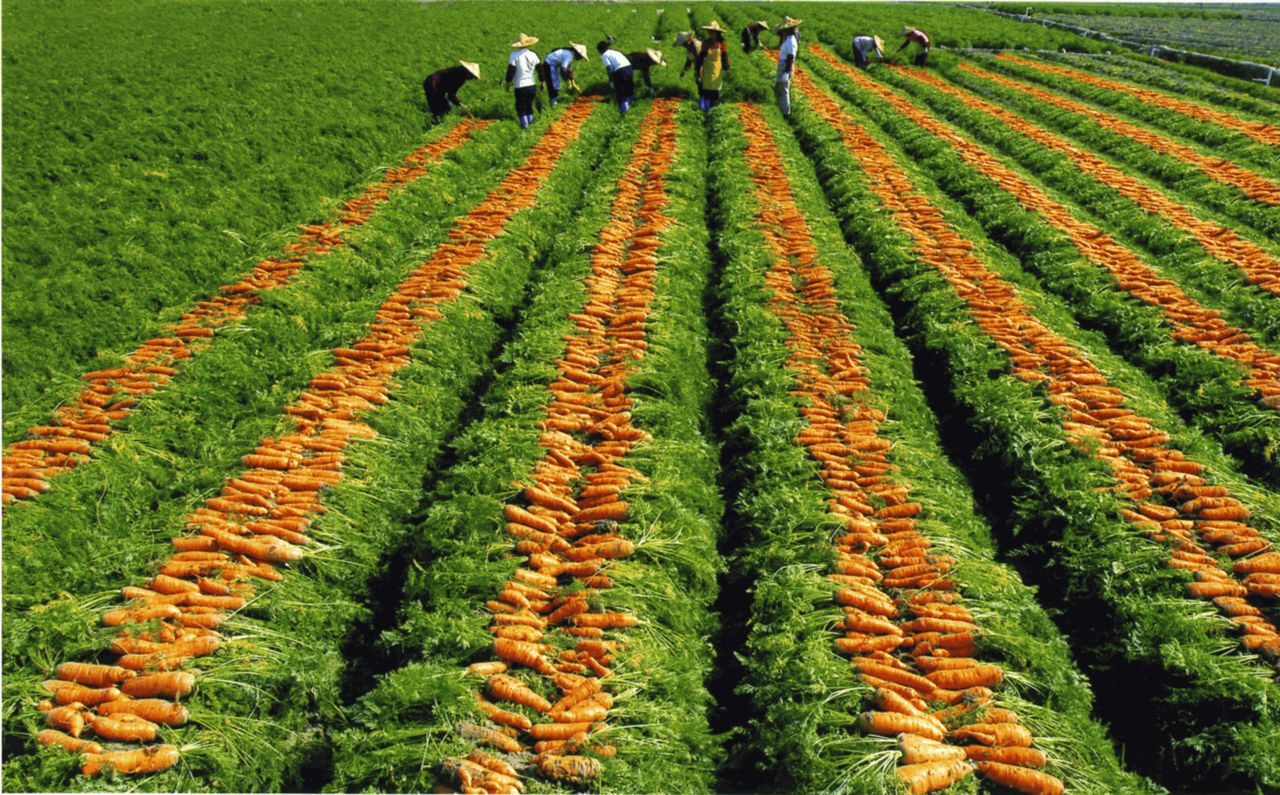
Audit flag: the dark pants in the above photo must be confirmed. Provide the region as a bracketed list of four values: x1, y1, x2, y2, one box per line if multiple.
[914, 50, 929, 66]
[547, 82, 560, 103]
[699, 87, 720, 109]
[634, 65, 653, 93]
[424, 83, 451, 119]
[610, 66, 635, 107]
[854, 49, 868, 67]
[514, 85, 537, 117]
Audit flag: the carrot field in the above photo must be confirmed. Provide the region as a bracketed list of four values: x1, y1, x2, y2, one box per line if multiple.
[4, 1, 1279, 793]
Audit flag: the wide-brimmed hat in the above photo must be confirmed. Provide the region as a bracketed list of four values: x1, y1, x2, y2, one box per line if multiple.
[700, 20, 726, 33]
[460, 60, 481, 79]
[675, 31, 697, 46]
[509, 33, 539, 49]
[872, 35, 885, 54]
[754, 19, 770, 30]
[570, 42, 589, 60]
[647, 48, 667, 67]
[778, 16, 802, 31]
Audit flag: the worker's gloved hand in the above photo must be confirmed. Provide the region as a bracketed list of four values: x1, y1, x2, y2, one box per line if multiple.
[567, 79, 580, 93]
[504, 83, 511, 92]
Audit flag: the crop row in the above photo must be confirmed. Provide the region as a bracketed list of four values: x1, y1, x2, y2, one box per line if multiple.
[801, 44, 1280, 483]
[6, 99, 621, 791]
[330, 98, 724, 793]
[762, 42, 1280, 788]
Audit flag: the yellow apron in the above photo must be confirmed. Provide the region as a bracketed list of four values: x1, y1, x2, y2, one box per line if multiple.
[700, 44, 725, 91]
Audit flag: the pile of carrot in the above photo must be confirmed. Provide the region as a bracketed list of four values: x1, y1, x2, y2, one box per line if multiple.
[796, 61, 1280, 669]
[737, 100, 1062, 795]
[818, 47, 1280, 411]
[997, 54, 1280, 150]
[901, 64, 1280, 298]
[32, 106, 596, 778]
[973, 60, 1280, 208]
[1, 120, 488, 507]
[444, 100, 679, 794]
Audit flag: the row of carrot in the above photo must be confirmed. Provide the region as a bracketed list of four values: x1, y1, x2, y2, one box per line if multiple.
[0, 119, 487, 507]
[736, 97, 1063, 795]
[812, 46, 1280, 417]
[445, 99, 679, 793]
[800, 51, 1280, 666]
[904, 63, 1280, 298]
[30, 105, 596, 779]
[997, 54, 1280, 150]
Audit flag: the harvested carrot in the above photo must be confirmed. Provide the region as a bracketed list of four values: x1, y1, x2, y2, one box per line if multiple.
[899, 733, 967, 765]
[45, 705, 87, 738]
[858, 711, 945, 741]
[36, 728, 102, 755]
[537, 754, 602, 783]
[457, 721, 523, 754]
[42, 681, 121, 707]
[90, 713, 159, 742]
[896, 759, 974, 795]
[98, 698, 190, 726]
[530, 721, 593, 740]
[925, 664, 1004, 690]
[964, 745, 1048, 766]
[120, 671, 195, 699]
[487, 674, 552, 713]
[81, 744, 180, 777]
[55, 662, 135, 688]
[974, 760, 1064, 795]
[952, 722, 1034, 747]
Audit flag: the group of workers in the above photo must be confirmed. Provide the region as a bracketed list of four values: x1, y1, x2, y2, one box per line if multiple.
[421, 20, 931, 126]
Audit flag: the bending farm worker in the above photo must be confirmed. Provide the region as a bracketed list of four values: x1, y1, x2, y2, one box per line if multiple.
[506, 33, 543, 129]
[544, 42, 588, 106]
[898, 27, 931, 66]
[775, 17, 801, 117]
[676, 31, 704, 94]
[741, 19, 770, 53]
[627, 48, 666, 97]
[695, 20, 730, 110]
[423, 60, 480, 124]
[598, 41, 635, 113]
[852, 34, 884, 68]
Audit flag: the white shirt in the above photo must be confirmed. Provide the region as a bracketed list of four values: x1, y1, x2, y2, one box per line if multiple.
[853, 36, 879, 57]
[777, 35, 798, 80]
[509, 48, 540, 88]
[599, 49, 631, 74]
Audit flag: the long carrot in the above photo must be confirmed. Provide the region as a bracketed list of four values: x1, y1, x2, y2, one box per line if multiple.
[925, 664, 1004, 690]
[896, 759, 974, 795]
[119, 671, 195, 699]
[41, 681, 121, 707]
[537, 754, 602, 783]
[35, 728, 102, 755]
[81, 744, 180, 777]
[89, 713, 159, 742]
[899, 734, 967, 765]
[486, 674, 552, 713]
[98, 698, 190, 726]
[964, 745, 1048, 766]
[858, 711, 946, 741]
[974, 760, 1064, 795]
[55, 662, 135, 688]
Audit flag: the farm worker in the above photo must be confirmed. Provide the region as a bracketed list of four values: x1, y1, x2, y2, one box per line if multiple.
[898, 28, 931, 66]
[422, 61, 481, 123]
[852, 34, 884, 68]
[506, 33, 543, 129]
[676, 31, 703, 93]
[627, 48, 667, 97]
[741, 19, 770, 53]
[695, 21, 730, 110]
[544, 42, 589, 106]
[598, 42, 635, 113]
[775, 17, 801, 117]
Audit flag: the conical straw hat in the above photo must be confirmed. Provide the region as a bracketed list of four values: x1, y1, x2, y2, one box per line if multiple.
[510, 32, 539, 49]
[647, 48, 666, 66]
[571, 42, 589, 60]
[755, 20, 770, 30]
[778, 16, 802, 31]
[459, 60, 481, 79]
[675, 31, 696, 46]
[700, 20, 726, 33]
[872, 35, 885, 54]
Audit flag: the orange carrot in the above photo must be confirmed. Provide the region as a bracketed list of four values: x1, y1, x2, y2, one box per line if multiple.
[858, 711, 945, 741]
[36, 728, 102, 755]
[55, 662, 135, 688]
[925, 665, 1004, 690]
[873, 688, 929, 719]
[549, 678, 603, 715]
[854, 663, 936, 696]
[81, 744, 180, 777]
[896, 759, 974, 795]
[951, 722, 1034, 747]
[486, 674, 552, 713]
[899, 733, 967, 765]
[974, 760, 1064, 795]
[89, 712, 159, 742]
[98, 698, 190, 726]
[119, 671, 195, 699]
[42, 681, 121, 707]
[476, 694, 533, 732]
[575, 502, 627, 523]
[530, 721, 594, 740]
[493, 638, 556, 675]
[45, 705, 87, 737]
[457, 721, 523, 754]
[964, 745, 1048, 766]
[572, 612, 638, 629]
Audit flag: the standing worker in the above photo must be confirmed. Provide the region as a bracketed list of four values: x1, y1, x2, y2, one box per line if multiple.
[626, 48, 666, 97]
[506, 33, 543, 129]
[741, 19, 770, 53]
[422, 61, 481, 124]
[676, 31, 703, 94]
[897, 28, 931, 66]
[544, 42, 589, 106]
[695, 21, 730, 110]
[598, 41, 635, 113]
[774, 17, 801, 117]
[851, 34, 884, 68]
